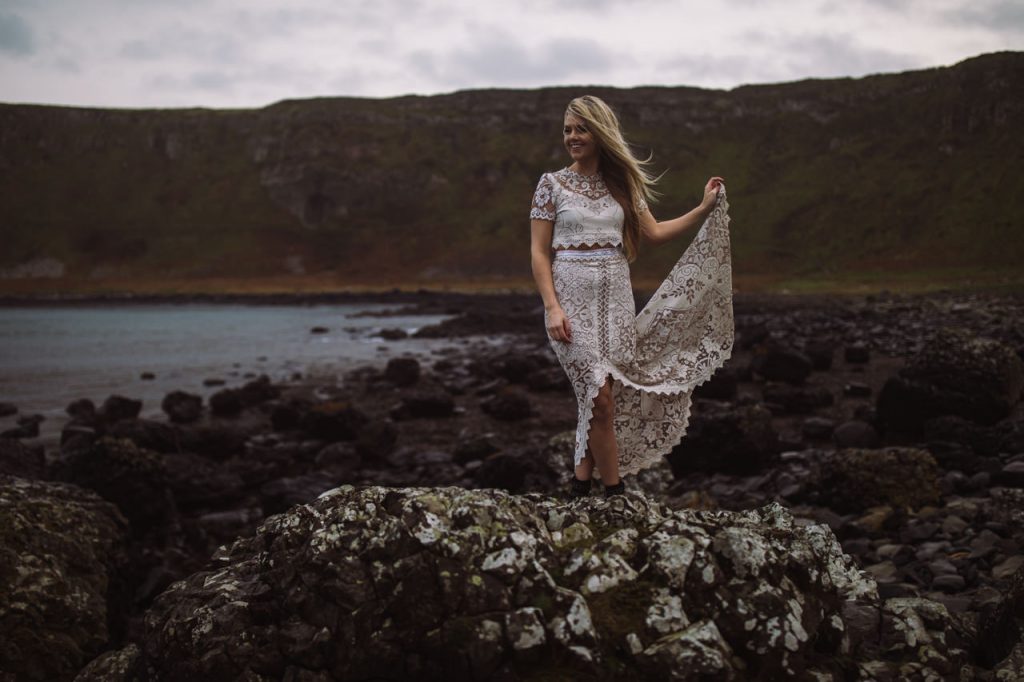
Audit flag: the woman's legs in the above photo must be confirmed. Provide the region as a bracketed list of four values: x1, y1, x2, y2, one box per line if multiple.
[575, 376, 621, 485]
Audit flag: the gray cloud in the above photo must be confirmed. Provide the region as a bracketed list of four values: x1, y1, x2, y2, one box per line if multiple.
[0, 11, 34, 56]
[947, 0, 1024, 34]
[410, 33, 626, 88]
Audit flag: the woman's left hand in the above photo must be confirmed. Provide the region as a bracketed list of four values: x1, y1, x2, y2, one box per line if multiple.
[700, 176, 725, 210]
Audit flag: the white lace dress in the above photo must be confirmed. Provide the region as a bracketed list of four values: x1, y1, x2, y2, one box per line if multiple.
[530, 167, 734, 479]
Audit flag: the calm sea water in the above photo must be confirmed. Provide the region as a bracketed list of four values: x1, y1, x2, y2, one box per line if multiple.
[0, 303, 462, 448]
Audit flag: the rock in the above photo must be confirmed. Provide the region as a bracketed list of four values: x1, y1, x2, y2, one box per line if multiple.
[844, 343, 870, 363]
[877, 327, 1024, 436]
[692, 367, 739, 401]
[762, 382, 834, 414]
[385, 357, 421, 386]
[751, 343, 813, 385]
[378, 327, 408, 340]
[0, 475, 131, 682]
[208, 387, 244, 417]
[97, 394, 142, 425]
[668, 403, 780, 476]
[0, 401, 17, 417]
[801, 416, 835, 439]
[818, 447, 940, 514]
[391, 387, 456, 420]
[992, 555, 1024, 581]
[353, 419, 398, 460]
[299, 400, 369, 441]
[72, 642, 145, 681]
[832, 420, 879, 448]
[48, 435, 177, 538]
[136, 489, 875, 680]
[480, 386, 533, 421]
[804, 340, 834, 370]
[996, 460, 1024, 487]
[161, 390, 203, 423]
[843, 381, 872, 397]
[0, 438, 45, 479]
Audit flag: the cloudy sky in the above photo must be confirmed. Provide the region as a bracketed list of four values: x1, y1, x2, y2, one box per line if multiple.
[0, 0, 1020, 109]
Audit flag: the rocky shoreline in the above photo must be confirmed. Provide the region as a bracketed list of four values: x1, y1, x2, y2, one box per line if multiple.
[1, 288, 1023, 680]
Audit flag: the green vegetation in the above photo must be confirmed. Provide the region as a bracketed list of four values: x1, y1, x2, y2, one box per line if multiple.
[1, 51, 1021, 295]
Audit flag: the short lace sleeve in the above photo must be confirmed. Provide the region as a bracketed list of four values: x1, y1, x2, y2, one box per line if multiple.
[529, 173, 556, 221]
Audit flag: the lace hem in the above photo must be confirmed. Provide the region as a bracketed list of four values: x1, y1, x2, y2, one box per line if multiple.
[573, 342, 733, 479]
[530, 207, 555, 221]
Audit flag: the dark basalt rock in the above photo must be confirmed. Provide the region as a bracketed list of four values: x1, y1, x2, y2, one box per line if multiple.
[818, 447, 941, 514]
[0, 438, 46, 478]
[132, 487, 877, 681]
[298, 400, 369, 442]
[668, 403, 780, 476]
[48, 436, 178, 539]
[877, 327, 1024, 436]
[480, 387, 533, 421]
[97, 395, 143, 425]
[160, 390, 203, 424]
[750, 342, 813, 385]
[385, 356, 421, 386]
[0, 474, 131, 682]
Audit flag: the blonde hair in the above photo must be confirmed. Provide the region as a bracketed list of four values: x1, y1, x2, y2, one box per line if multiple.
[564, 95, 661, 262]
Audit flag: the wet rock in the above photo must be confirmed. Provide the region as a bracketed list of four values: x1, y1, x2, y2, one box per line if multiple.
[134, 488, 875, 680]
[0, 475, 131, 682]
[105, 418, 183, 454]
[0, 401, 17, 417]
[161, 390, 203, 424]
[385, 357, 421, 386]
[378, 327, 408, 340]
[762, 382, 833, 414]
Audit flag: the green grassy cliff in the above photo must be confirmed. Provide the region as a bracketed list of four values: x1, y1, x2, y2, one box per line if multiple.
[1, 51, 1021, 295]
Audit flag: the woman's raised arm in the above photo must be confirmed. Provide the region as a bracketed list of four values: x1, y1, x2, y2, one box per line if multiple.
[640, 176, 725, 246]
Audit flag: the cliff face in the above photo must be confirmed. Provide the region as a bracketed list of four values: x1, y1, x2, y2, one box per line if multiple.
[0, 51, 1021, 288]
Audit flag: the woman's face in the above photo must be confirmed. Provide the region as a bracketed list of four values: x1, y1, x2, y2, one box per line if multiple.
[563, 113, 597, 165]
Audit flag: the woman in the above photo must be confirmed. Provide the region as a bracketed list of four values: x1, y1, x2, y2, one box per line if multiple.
[529, 94, 734, 499]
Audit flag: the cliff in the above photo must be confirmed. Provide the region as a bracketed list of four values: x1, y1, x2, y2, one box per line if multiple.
[0, 50, 1021, 292]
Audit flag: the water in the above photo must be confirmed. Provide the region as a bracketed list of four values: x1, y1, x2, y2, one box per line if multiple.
[0, 302, 460, 448]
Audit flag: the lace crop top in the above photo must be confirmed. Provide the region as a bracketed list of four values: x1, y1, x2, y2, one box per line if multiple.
[529, 167, 647, 250]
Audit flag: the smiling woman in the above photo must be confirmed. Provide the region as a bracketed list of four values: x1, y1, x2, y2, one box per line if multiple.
[528, 94, 735, 499]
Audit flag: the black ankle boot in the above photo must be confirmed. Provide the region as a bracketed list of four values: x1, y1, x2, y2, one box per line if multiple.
[604, 480, 625, 497]
[569, 475, 592, 499]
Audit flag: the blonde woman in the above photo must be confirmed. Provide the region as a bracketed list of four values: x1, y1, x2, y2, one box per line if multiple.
[529, 95, 734, 499]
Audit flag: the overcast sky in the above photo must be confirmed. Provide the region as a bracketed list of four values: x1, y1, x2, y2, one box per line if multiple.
[0, 0, 1020, 109]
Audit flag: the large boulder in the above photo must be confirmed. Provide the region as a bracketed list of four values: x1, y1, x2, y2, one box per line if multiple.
[0, 475, 131, 682]
[877, 327, 1024, 435]
[135, 486, 876, 680]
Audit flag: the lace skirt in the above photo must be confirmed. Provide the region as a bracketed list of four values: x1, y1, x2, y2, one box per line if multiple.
[543, 189, 734, 479]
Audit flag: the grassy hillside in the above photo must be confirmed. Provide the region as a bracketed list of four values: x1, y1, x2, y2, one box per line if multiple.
[0, 51, 1021, 295]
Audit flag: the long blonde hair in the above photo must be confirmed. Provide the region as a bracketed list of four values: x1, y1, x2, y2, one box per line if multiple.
[564, 95, 660, 262]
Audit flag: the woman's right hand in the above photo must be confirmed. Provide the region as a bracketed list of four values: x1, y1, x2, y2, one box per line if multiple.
[546, 306, 572, 343]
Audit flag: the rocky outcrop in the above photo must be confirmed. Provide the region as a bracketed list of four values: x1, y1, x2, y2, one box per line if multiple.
[128, 487, 877, 680]
[0, 475, 131, 682]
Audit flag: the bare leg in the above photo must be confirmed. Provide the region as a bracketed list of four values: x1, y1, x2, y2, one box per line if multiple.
[575, 446, 595, 480]
[582, 376, 621, 485]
